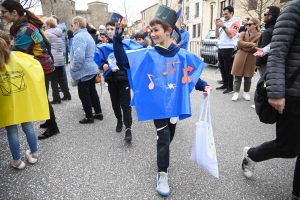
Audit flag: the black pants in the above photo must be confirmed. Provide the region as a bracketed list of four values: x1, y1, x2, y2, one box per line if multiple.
[154, 118, 177, 173]
[248, 96, 300, 197]
[77, 75, 102, 119]
[107, 81, 132, 128]
[50, 66, 70, 101]
[44, 72, 58, 129]
[218, 48, 234, 89]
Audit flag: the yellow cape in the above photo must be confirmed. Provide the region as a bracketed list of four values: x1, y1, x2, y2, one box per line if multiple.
[0, 51, 49, 128]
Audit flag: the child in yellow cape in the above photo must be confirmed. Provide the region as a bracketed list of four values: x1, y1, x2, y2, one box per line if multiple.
[0, 30, 49, 169]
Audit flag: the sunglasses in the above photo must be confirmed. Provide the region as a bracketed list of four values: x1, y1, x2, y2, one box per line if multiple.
[246, 23, 255, 26]
[264, 13, 271, 16]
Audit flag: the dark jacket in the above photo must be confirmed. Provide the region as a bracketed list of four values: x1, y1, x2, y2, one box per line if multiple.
[266, 0, 300, 99]
[256, 17, 277, 66]
[102, 40, 129, 83]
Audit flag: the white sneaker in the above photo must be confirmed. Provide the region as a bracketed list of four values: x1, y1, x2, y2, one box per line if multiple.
[242, 147, 255, 178]
[104, 82, 108, 87]
[25, 150, 38, 164]
[11, 160, 26, 169]
[251, 105, 255, 109]
[231, 92, 239, 101]
[157, 172, 170, 196]
[243, 92, 250, 101]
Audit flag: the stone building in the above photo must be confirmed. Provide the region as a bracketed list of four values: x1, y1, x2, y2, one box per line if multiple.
[40, 0, 109, 31]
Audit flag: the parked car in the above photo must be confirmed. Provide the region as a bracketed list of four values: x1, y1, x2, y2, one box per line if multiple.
[200, 30, 218, 65]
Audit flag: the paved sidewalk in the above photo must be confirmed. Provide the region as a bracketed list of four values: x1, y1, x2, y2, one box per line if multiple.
[0, 65, 295, 199]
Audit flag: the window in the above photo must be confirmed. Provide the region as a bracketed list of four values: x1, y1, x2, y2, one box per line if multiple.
[197, 23, 201, 37]
[195, 2, 199, 18]
[54, 0, 56, 3]
[248, 0, 258, 10]
[220, 1, 225, 17]
[186, 7, 189, 20]
[193, 24, 196, 38]
[72, 9, 74, 14]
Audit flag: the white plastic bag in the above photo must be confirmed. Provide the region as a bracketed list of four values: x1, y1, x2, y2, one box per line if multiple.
[108, 53, 119, 72]
[190, 91, 219, 178]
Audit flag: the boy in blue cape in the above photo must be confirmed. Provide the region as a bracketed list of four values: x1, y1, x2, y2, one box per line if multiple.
[94, 13, 144, 142]
[113, 5, 212, 196]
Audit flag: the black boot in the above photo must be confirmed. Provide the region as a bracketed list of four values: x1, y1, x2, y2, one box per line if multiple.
[116, 120, 123, 132]
[38, 127, 60, 140]
[39, 121, 48, 129]
[124, 128, 132, 142]
[79, 118, 94, 124]
[61, 94, 71, 101]
[50, 99, 61, 104]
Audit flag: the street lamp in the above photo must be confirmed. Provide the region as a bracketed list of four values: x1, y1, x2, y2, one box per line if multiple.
[210, 0, 216, 30]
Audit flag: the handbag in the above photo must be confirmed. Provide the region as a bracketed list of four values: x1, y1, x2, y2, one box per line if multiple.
[190, 91, 219, 178]
[95, 73, 101, 83]
[254, 67, 300, 124]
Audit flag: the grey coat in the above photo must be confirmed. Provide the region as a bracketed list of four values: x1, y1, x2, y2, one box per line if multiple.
[70, 28, 98, 81]
[45, 28, 65, 67]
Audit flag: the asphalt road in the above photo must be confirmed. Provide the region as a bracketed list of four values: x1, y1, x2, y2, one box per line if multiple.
[0, 65, 295, 199]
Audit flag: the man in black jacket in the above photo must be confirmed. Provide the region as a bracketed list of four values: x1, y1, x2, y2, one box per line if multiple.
[242, 1, 300, 199]
[256, 6, 280, 76]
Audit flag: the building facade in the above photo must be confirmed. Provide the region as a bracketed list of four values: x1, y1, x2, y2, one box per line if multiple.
[40, 0, 109, 31]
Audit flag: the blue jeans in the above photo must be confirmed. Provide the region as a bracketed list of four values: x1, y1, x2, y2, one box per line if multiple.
[5, 122, 38, 160]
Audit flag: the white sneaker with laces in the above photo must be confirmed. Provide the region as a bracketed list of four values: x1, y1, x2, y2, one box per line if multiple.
[242, 147, 255, 178]
[231, 92, 239, 101]
[157, 172, 170, 196]
[243, 92, 251, 101]
[25, 150, 38, 164]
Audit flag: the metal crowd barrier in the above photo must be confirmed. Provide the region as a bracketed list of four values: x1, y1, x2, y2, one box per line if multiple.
[189, 40, 219, 66]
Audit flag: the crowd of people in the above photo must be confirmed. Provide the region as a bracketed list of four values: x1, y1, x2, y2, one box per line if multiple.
[0, 0, 299, 199]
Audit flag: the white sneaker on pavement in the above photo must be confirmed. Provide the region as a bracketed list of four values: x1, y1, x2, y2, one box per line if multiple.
[242, 147, 255, 178]
[243, 92, 251, 101]
[25, 150, 38, 164]
[251, 105, 255, 109]
[231, 92, 239, 101]
[157, 172, 170, 196]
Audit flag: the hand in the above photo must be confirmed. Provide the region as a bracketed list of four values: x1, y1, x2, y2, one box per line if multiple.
[203, 86, 212, 98]
[177, 44, 181, 47]
[268, 98, 285, 114]
[117, 17, 127, 35]
[103, 64, 109, 71]
[253, 47, 264, 57]
[216, 20, 225, 28]
[214, 19, 219, 27]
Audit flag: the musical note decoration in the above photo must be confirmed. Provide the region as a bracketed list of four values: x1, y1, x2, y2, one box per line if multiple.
[147, 74, 154, 90]
[163, 62, 180, 76]
[182, 66, 194, 84]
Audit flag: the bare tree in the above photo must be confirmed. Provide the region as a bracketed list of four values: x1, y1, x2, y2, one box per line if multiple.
[123, 0, 134, 27]
[235, 0, 281, 22]
[20, 0, 40, 9]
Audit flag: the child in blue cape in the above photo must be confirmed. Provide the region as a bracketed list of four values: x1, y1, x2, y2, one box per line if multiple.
[113, 6, 212, 196]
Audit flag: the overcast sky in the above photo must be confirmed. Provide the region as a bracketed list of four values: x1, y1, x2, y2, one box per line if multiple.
[33, 0, 158, 23]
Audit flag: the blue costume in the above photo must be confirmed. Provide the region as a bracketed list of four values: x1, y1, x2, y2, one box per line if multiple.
[113, 29, 207, 121]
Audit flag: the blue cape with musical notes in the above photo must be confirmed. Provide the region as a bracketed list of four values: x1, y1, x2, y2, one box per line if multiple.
[94, 40, 143, 77]
[126, 47, 205, 121]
